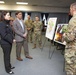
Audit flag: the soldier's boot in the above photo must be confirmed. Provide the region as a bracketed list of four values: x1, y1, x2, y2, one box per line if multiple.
[32, 44, 36, 49]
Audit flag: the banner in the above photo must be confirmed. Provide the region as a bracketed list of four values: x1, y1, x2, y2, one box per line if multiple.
[45, 18, 57, 40]
[54, 24, 68, 45]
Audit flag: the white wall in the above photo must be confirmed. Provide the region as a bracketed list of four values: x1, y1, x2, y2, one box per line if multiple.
[0, 5, 69, 13]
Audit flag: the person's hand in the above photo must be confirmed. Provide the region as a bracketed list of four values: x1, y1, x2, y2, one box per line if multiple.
[27, 28, 31, 31]
[23, 33, 27, 38]
[13, 39, 16, 43]
[63, 41, 66, 45]
[63, 33, 66, 37]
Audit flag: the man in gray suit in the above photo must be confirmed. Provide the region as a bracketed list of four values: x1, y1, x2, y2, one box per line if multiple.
[13, 11, 33, 61]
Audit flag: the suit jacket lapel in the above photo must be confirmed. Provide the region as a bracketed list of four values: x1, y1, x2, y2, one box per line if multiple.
[16, 19, 23, 29]
[22, 20, 25, 30]
[16, 19, 25, 32]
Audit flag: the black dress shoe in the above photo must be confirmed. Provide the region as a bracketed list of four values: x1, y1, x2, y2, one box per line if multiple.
[11, 67, 15, 69]
[8, 71, 14, 74]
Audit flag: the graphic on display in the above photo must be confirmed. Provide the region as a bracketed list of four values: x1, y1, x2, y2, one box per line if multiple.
[54, 24, 68, 45]
[45, 18, 57, 40]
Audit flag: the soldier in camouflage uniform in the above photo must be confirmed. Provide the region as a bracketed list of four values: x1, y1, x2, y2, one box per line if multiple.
[32, 16, 43, 49]
[24, 15, 33, 43]
[63, 2, 76, 75]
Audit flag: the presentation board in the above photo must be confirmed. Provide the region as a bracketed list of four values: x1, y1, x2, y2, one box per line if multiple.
[54, 24, 68, 45]
[45, 17, 57, 40]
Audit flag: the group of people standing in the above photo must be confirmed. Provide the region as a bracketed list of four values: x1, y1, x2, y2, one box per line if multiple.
[0, 11, 43, 74]
[24, 15, 43, 49]
[0, 2, 76, 75]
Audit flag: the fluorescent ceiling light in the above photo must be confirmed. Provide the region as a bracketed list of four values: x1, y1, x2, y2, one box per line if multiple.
[16, 2, 28, 5]
[0, 1, 5, 3]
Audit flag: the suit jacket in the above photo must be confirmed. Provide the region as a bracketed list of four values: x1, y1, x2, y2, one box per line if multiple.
[13, 18, 27, 42]
[0, 21, 14, 45]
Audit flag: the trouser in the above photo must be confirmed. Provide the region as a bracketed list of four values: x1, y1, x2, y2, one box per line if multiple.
[65, 48, 76, 75]
[27, 30, 32, 42]
[33, 32, 42, 45]
[16, 40, 29, 58]
[1, 44, 12, 73]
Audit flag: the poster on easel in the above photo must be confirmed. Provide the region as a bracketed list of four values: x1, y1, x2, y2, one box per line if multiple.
[54, 24, 68, 45]
[45, 17, 57, 40]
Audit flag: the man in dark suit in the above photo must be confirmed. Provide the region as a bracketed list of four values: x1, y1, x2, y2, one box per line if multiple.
[13, 11, 33, 61]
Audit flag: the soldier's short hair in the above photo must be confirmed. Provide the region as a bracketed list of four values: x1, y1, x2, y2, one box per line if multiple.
[28, 15, 31, 16]
[71, 2, 76, 10]
[35, 16, 39, 18]
[15, 11, 22, 16]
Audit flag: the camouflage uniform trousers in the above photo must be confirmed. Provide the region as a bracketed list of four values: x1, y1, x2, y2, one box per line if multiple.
[27, 30, 32, 42]
[65, 47, 76, 75]
[33, 31, 42, 45]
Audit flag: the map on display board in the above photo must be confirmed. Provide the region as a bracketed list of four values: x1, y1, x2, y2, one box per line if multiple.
[45, 17, 57, 40]
[54, 24, 68, 45]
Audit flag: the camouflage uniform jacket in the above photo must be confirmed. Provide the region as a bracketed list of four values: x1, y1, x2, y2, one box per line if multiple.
[33, 21, 42, 33]
[65, 14, 76, 49]
[25, 19, 33, 29]
[65, 14, 76, 65]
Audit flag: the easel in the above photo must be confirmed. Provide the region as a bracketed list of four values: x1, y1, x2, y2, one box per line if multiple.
[42, 17, 57, 59]
[41, 37, 56, 59]
[42, 37, 65, 72]
[48, 42, 56, 59]
[41, 17, 65, 71]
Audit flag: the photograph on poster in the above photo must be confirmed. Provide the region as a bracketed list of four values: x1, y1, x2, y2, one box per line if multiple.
[54, 24, 68, 45]
[45, 17, 57, 40]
